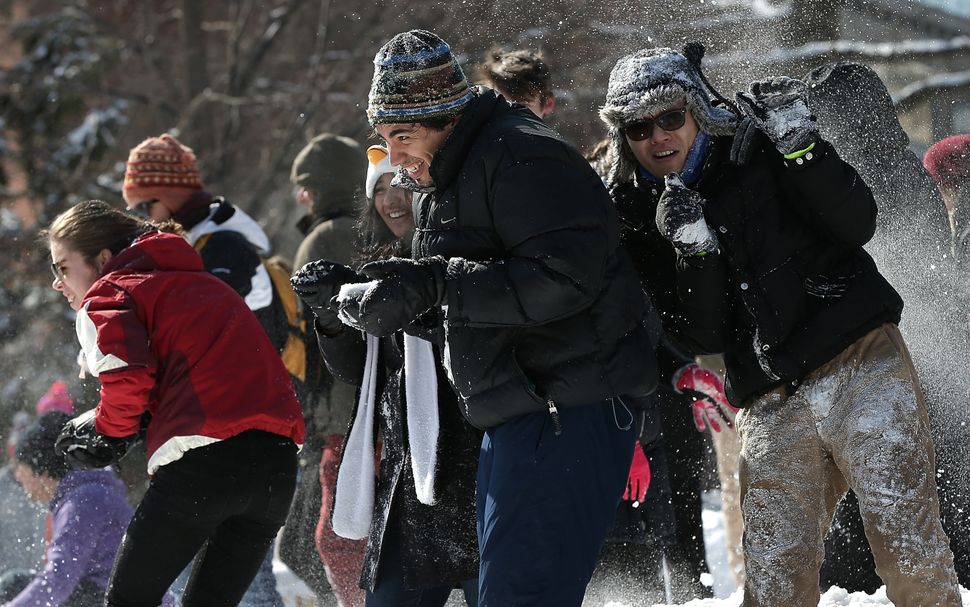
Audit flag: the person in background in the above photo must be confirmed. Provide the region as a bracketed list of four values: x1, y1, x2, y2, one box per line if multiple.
[292, 144, 480, 606]
[0, 410, 46, 578]
[0, 411, 144, 607]
[285, 133, 369, 607]
[476, 47, 555, 119]
[805, 60, 970, 594]
[121, 133, 299, 607]
[598, 43, 962, 605]
[924, 134, 970, 267]
[47, 200, 303, 607]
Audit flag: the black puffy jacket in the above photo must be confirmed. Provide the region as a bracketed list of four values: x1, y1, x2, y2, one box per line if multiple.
[612, 136, 903, 404]
[413, 88, 657, 429]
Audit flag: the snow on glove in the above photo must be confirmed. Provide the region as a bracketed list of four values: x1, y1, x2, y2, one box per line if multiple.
[350, 256, 448, 338]
[291, 259, 366, 334]
[673, 363, 738, 433]
[735, 76, 818, 156]
[656, 173, 719, 257]
[623, 442, 652, 505]
[55, 409, 139, 470]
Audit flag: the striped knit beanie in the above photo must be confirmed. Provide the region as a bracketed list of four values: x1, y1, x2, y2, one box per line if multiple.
[367, 30, 473, 126]
[123, 134, 203, 208]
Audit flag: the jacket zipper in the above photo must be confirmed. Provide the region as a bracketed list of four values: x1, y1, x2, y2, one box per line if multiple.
[547, 399, 563, 436]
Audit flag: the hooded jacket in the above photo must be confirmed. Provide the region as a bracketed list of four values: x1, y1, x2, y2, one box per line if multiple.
[8, 470, 131, 607]
[78, 231, 304, 473]
[411, 88, 657, 429]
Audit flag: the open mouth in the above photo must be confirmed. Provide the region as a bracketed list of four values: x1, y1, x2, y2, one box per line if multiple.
[388, 210, 409, 219]
[654, 150, 677, 159]
[405, 160, 424, 174]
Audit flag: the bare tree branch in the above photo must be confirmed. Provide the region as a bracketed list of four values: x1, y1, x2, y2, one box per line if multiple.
[229, 0, 311, 96]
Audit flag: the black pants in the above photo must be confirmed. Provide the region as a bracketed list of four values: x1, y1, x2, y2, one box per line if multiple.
[106, 430, 298, 607]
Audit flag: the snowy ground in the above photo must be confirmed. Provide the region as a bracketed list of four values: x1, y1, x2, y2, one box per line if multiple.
[273, 494, 970, 606]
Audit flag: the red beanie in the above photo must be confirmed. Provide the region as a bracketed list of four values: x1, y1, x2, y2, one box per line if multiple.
[123, 134, 203, 207]
[35, 380, 74, 415]
[923, 134, 970, 190]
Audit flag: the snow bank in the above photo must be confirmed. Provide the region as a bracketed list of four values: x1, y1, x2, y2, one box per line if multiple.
[600, 585, 970, 606]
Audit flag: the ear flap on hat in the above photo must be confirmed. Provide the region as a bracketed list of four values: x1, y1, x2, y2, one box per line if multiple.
[367, 146, 389, 166]
[365, 145, 396, 200]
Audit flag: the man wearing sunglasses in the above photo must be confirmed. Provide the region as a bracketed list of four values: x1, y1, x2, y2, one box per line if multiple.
[600, 45, 962, 606]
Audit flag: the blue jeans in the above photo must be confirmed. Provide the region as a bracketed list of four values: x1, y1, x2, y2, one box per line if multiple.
[476, 400, 635, 606]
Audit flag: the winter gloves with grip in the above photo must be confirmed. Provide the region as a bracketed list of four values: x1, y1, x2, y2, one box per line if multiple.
[655, 173, 719, 257]
[290, 260, 366, 335]
[673, 363, 738, 433]
[734, 76, 818, 157]
[623, 442, 652, 504]
[336, 256, 448, 338]
[55, 409, 140, 470]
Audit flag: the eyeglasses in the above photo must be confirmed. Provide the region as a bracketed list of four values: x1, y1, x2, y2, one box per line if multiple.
[127, 199, 159, 219]
[50, 261, 64, 282]
[623, 107, 688, 142]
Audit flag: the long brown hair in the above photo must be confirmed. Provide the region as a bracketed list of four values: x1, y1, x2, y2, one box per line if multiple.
[44, 200, 181, 264]
[353, 177, 411, 266]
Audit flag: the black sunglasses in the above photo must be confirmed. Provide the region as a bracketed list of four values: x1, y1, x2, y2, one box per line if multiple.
[623, 107, 688, 142]
[127, 198, 159, 219]
[50, 261, 63, 282]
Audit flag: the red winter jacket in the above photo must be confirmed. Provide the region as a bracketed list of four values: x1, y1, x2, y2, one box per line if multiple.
[76, 231, 304, 473]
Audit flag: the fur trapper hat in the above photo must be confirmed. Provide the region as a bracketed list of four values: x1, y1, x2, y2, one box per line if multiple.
[599, 44, 737, 188]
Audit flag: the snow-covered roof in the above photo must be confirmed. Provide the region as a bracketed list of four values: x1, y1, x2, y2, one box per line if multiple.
[915, 0, 970, 20]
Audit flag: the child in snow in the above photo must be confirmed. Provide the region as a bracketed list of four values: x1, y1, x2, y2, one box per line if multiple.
[0, 411, 141, 607]
[291, 145, 480, 606]
[46, 200, 304, 607]
[598, 44, 962, 606]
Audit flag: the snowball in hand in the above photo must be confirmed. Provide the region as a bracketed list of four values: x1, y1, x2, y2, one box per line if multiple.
[335, 280, 377, 331]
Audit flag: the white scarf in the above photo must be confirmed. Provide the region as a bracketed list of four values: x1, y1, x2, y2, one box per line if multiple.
[330, 333, 439, 540]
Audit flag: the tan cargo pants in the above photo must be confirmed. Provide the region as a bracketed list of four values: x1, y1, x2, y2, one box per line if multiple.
[737, 324, 962, 607]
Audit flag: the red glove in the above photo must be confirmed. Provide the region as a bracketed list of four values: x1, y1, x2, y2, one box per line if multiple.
[623, 443, 651, 505]
[673, 363, 739, 433]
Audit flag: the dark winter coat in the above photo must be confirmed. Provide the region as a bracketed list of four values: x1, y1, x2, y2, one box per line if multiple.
[318, 325, 480, 592]
[8, 470, 131, 607]
[79, 231, 304, 473]
[412, 88, 657, 429]
[612, 135, 903, 404]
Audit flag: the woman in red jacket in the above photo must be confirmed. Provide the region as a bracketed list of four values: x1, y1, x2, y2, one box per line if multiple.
[46, 200, 304, 607]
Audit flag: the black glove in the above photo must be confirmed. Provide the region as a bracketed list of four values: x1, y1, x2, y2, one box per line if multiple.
[336, 256, 448, 338]
[729, 116, 764, 166]
[55, 409, 140, 470]
[290, 260, 366, 335]
[734, 76, 818, 156]
[655, 173, 718, 257]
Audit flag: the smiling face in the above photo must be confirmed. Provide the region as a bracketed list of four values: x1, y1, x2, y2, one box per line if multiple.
[373, 174, 414, 238]
[49, 239, 110, 311]
[374, 121, 456, 187]
[625, 101, 700, 178]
